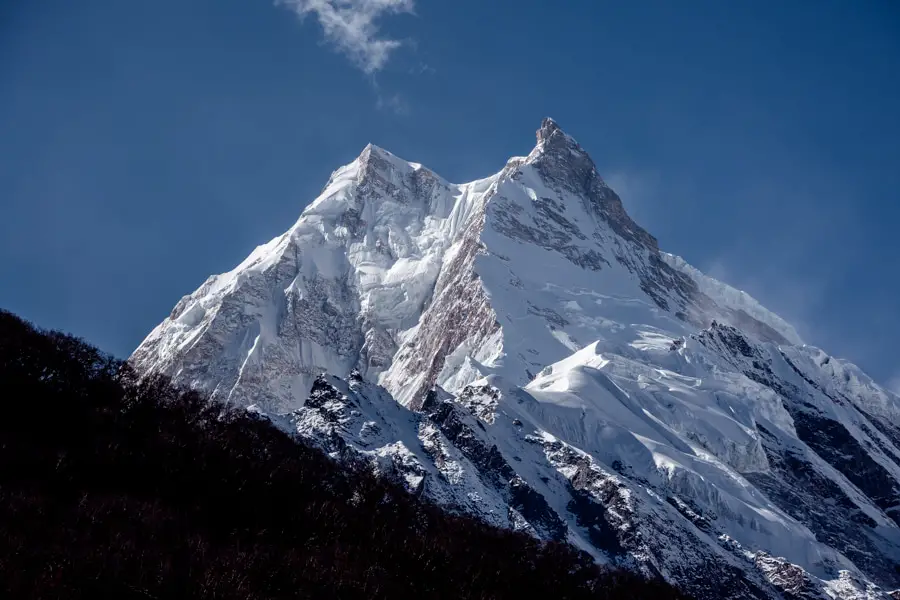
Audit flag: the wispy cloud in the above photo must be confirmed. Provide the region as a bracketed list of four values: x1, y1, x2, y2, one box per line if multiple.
[409, 61, 435, 76]
[276, 0, 415, 74]
[375, 90, 409, 115]
[703, 258, 823, 344]
[604, 172, 641, 210]
[887, 373, 900, 396]
[604, 169, 661, 231]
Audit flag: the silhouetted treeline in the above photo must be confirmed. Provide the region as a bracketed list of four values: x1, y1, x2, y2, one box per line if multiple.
[0, 309, 687, 599]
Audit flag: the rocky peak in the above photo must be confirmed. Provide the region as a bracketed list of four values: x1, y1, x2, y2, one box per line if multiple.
[536, 116, 564, 143]
[524, 119, 659, 252]
[530, 116, 585, 161]
[353, 142, 448, 210]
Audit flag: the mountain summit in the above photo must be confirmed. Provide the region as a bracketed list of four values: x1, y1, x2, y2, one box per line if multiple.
[133, 120, 899, 599]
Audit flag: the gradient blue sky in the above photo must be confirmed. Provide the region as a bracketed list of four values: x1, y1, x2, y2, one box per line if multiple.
[2, 0, 898, 387]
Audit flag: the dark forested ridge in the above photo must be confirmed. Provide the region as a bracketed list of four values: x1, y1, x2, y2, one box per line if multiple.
[0, 309, 686, 599]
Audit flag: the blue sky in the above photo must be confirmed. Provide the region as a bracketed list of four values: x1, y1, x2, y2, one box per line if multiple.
[2, 0, 898, 388]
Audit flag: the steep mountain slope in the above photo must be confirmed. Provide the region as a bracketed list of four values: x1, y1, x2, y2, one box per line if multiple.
[133, 119, 900, 599]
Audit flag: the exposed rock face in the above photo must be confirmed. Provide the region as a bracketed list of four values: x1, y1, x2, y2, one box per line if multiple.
[382, 192, 499, 409]
[133, 119, 900, 599]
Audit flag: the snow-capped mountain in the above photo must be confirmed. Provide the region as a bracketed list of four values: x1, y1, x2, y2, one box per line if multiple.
[132, 119, 900, 599]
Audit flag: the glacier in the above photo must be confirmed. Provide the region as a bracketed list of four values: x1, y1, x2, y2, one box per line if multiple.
[133, 118, 900, 600]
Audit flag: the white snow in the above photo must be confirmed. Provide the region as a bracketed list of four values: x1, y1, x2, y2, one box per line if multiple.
[131, 119, 900, 599]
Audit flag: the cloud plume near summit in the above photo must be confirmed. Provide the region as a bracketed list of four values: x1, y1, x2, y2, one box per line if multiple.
[277, 0, 414, 74]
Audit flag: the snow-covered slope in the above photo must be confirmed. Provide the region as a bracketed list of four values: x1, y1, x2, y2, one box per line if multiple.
[132, 143, 494, 412]
[133, 119, 900, 599]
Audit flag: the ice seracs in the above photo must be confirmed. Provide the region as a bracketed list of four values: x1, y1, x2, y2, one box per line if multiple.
[133, 119, 900, 599]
